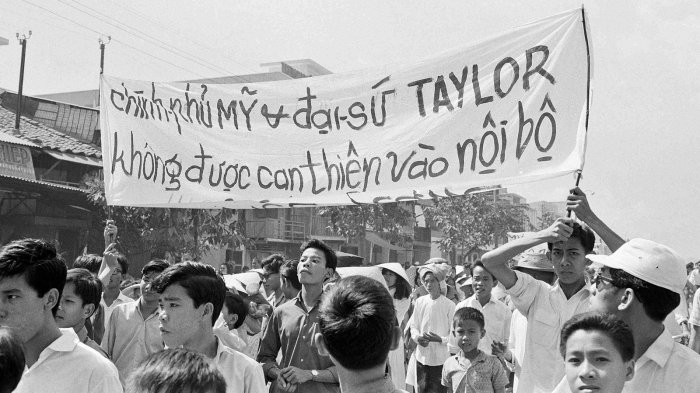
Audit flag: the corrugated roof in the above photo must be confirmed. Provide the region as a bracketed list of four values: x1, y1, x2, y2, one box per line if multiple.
[0, 105, 101, 158]
[0, 173, 87, 193]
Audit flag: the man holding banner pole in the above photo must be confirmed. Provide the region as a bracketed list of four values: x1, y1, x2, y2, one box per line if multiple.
[481, 188, 623, 393]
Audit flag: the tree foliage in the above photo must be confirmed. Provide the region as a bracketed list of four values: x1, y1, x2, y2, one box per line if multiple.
[317, 203, 415, 244]
[422, 193, 529, 254]
[83, 174, 250, 260]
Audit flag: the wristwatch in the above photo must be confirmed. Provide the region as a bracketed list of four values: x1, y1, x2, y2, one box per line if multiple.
[311, 369, 319, 381]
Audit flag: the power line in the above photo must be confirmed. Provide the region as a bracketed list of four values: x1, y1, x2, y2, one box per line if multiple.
[18, 0, 211, 78]
[109, 1, 259, 75]
[56, 0, 236, 77]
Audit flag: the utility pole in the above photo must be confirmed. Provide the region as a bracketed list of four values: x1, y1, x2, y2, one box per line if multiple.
[14, 31, 31, 132]
[97, 36, 111, 107]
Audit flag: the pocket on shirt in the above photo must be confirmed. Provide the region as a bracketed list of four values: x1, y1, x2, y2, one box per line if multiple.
[530, 311, 558, 347]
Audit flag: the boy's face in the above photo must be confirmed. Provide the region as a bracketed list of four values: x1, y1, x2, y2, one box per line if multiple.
[422, 272, 440, 297]
[56, 282, 92, 329]
[550, 237, 589, 285]
[263, 270, 281, 295]
[0, 274, 56, 343]
[220, 303, 238, 330]
[158, 283, 210, 348]
[107, 266, 123, 290]
[298, 248, 330, 285]
[564, 329, 634, 393]
[471, 266, 494, 300]
[140, 271, 161, 303]
[453, 318, 484, 354]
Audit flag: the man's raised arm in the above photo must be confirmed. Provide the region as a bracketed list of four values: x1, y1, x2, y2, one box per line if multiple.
[482, 218, 574, 289]
[567, 186, 625, 252]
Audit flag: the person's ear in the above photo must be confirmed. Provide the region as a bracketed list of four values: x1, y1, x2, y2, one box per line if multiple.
[624, 360, 635, 381]
[201, 302, 214, 321]
[314, 333, 330, 356]
[230, 314, 239, 326]
[82, 303, 96, 319]
[618, 288, 635, 312]
[481, 328, 486, 338]
[324, 268, 333, 280]
[390, 326, 401, 351]
[44, 288, 60, 312]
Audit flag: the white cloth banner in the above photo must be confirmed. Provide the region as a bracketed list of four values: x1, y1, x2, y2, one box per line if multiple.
[100, 9, 591, 208]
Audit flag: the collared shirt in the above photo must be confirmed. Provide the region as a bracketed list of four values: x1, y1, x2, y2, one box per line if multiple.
[690, 287, 700, 326]
[410, 294, 456, 366]
[14, 328, 122, 393]
[101, 291, 134, 331]
[211, 338, 267, 393]
[552, 328, 700, 393]
[76, 325, 109, 358]
[102, 299, 164, 385]
[506, 270, 590, 393]
[454, 295, 511, 354]
[343, 374, 409, 393]
[441, 350, 508, 393]
[267, 292, 287, 308]
[257, 292, 339, 393]
[508, 309, 528, 392]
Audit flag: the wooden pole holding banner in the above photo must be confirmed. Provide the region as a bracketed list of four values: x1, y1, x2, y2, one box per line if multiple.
[568, 6, 592, 219]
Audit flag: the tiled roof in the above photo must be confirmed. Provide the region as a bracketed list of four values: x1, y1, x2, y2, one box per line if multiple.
[0, 105, 101, 158]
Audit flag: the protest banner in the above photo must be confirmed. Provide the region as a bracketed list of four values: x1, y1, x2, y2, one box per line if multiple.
[100, 8, 591, 208]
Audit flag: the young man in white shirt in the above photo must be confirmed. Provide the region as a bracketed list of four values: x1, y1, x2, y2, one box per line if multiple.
[553, 239, 700, 393]
[316, 275, 408, 393]
[0, 238, 121, 393]
[454, 261, 510, 356]
[410, 263, 456, 393]
[482, 187, 624, 393]
[152, 261, 266, 393]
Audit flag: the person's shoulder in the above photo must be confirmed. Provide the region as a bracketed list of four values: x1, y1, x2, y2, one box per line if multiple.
[442, 354, 461, 371]
[219, 344, 261, 369]
[73, 341, 119, 371]
[671, 341, 700, 366]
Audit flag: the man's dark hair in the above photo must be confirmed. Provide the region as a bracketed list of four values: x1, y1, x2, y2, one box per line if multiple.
[0, 238, 66, 316]
[72, 254, 102, 275]
[319, 275, 395, 370]
[300, 239, 337, 270]
[547, 222, 596, 254]
[126, 348, 226, 393]
[141, 259, 170, 276]
[609, 268, 680, 322]
[115, 252, 129, 276]
[223, 291, 247, 329]
[0, 327, 25, 393]
[261, 254, 285, 274]
[469, 260, 496, 281]
[560, 312, 634, 362]
[453, 307, 485, 329]
[65, 268, 103, 317]
[151, 262, 227, 326]
[280, 259, 301, 290]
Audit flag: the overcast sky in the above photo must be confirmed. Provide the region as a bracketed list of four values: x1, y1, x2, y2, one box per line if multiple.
[1, 0, 698, 259]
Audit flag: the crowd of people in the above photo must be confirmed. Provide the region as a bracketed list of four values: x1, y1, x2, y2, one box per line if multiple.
[1, 187, 700, 393]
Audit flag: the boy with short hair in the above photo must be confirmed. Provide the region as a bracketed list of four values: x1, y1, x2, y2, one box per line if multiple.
[443, 307, 508, 393]
[280, 259, 302, 299]
[559, 312, 635, 393]
[455, 261, 510, 356]
[0, 238, 121, 393]
[261, 254, 286, 307]
[103, 258, 169, 385]
[55, 268, 109, 357]
[316, 275, 407, 393]
[410, 263, 456, 393]
[151, 261, 266, 393]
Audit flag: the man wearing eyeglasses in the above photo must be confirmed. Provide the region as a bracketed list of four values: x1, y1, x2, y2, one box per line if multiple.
[552, 239, 700, 393]
[261, 254, 287, 308]
[481, 187, 624, 393]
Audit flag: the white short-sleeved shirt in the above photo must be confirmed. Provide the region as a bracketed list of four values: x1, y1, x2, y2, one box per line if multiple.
[454, 295, 511, 354]
[690, 288, 700, 327]
[552, 328, 700, 393]
[101, 292, 134, 330]
[212, 338, 267, 393]
[14, 329, 122, 393]
[506, 270, 590, 393]
[410, 294, 456, 366]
